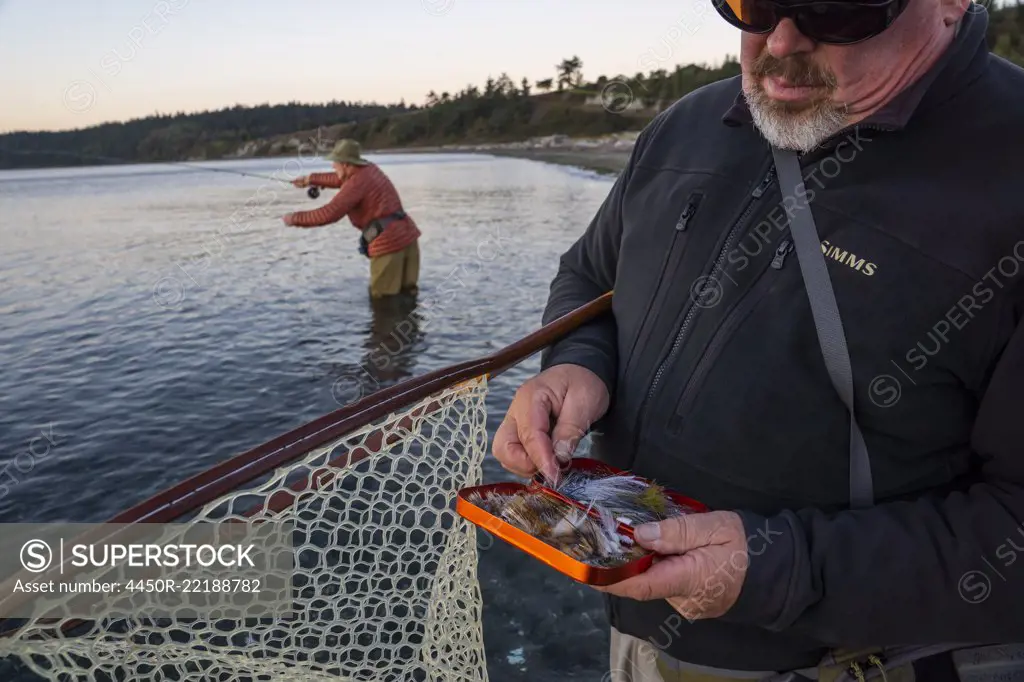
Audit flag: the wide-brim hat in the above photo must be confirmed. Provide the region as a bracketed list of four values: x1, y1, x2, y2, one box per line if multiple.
[325, 139, 369, 166]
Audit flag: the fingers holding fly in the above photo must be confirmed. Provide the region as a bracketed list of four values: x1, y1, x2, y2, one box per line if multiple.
[550, 417, 594, 468]
[518, 390, 560, 484]
[492, 384, 560, 484]
[493, 413, 536, 478]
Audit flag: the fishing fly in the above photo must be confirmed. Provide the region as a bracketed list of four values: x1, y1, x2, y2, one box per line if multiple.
[553, 470, 695, 527]
[464, 466, 703, 568]
[466, 489, 644, 567]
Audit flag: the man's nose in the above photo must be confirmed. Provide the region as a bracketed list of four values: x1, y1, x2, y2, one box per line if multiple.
[766, 17, 816, 58]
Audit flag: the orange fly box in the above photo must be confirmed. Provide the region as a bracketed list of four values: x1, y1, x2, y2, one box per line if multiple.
[455, 457, 710, 586]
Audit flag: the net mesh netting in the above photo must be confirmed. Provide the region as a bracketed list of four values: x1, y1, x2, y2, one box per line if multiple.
[0, 376, 491, 682]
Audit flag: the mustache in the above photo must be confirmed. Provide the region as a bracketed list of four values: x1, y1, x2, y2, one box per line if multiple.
[752, 52, 837, 89]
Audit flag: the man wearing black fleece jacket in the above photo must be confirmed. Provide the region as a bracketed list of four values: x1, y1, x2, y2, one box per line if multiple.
[492, 0, 1024, 679]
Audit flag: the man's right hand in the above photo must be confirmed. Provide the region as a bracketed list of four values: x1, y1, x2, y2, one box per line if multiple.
[493, 364, 610, 485]
[291, 176, 310, 188]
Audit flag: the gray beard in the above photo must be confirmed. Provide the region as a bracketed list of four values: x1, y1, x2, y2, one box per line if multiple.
[743, 84, 849, 153]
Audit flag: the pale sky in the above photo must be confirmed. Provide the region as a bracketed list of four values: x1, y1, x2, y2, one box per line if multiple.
[0, 0, 742, 134]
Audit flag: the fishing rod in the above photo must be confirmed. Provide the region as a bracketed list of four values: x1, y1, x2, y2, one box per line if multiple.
[0, 148, 325, 199]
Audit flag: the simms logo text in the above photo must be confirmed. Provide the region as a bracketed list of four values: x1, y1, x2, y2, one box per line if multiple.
[70, 544, 255, 568]
[821, 240, 877, 276]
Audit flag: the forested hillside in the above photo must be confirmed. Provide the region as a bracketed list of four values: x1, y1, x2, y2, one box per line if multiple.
[989, 0, 1024, 61]
[0, 101, 410, 169]
[270, 58, 743, 155]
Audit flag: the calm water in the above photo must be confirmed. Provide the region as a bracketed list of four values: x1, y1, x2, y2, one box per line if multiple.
[0, 153, 616, 680]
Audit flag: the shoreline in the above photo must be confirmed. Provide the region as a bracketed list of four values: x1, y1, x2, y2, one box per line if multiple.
[368, 132, 636, 177]
[0, 133, 635, 178]
[484, 148, 630, 176]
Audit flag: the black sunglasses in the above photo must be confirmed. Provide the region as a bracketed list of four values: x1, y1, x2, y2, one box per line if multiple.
[713, 0, 911, 45]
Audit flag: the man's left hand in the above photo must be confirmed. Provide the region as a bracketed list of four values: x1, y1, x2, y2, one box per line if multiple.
[283, 213, 297, 226]
[595, 510, 748, 620]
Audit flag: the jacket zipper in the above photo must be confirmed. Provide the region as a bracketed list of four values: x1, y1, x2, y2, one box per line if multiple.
[676, 192, 703, 231]
[623, 191, 704, 381]
[751, 169, 775, 199]
[673, 241, 791, 423]
[771, 238, 793, 269]
[631, 165, 776, 454]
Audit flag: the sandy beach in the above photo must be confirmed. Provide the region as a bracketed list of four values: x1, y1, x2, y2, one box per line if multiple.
[488, 148, 632, 175]
[372, 131, 638, 177]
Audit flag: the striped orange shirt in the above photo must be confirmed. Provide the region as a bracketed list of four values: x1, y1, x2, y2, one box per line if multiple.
[290, 164, 420, 258]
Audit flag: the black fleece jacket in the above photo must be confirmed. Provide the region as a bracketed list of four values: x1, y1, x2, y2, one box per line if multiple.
[539, 8, 1024, 671]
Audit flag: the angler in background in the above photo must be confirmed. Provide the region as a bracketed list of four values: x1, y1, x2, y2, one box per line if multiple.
[285, 139, 421, 299]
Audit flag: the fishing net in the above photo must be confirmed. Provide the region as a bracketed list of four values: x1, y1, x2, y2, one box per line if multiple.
[0, 376, 491, 682]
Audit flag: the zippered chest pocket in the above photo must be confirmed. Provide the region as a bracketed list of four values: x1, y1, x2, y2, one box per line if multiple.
[675, 192, 703, 232]
[631, 164, 780, 445]
[618, 185, 711, 397]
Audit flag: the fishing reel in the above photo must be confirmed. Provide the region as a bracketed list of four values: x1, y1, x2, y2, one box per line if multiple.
[307, 186, 321, 199]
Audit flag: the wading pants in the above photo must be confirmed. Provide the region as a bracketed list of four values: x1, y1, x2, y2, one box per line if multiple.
[369, 241, 420, 299]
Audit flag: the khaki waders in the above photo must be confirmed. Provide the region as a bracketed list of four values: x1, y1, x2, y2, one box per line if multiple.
[369, 241, 420, 299]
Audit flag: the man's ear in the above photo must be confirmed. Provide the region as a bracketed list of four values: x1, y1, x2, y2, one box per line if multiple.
[942, 0, 970, 26]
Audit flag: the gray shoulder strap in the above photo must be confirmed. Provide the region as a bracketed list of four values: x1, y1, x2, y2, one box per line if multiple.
[770, 146, 874, 509]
